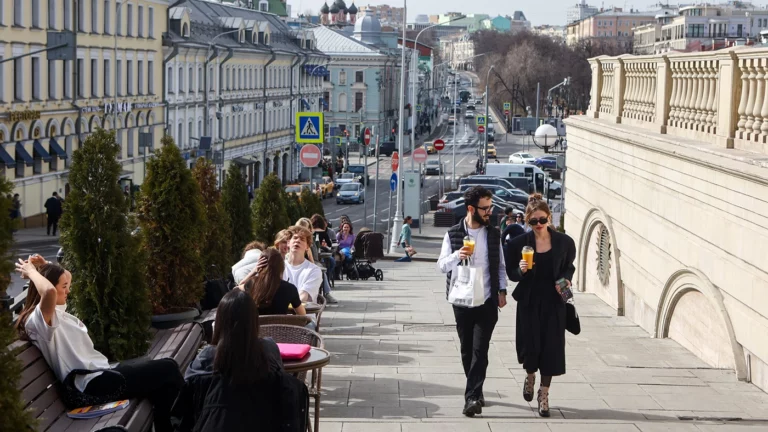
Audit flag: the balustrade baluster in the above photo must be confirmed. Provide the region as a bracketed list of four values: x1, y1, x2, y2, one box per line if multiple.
[737, 59, 750, 134]
[760, 59, 768, 139]
[752, 62, 765, 137]
[744, 61, 757, 132]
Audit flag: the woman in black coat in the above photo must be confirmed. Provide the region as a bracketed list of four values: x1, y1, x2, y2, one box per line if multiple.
[505, 194, 576, 418]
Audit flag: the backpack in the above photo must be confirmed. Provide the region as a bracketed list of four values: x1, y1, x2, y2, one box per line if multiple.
[277, 372, 309, 432]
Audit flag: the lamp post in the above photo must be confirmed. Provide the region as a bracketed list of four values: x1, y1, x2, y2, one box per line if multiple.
[389, 0, 407, 254]
[482, 65, 495, 173]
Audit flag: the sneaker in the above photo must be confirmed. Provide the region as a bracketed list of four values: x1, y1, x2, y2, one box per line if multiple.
[324, 293, 339, 304]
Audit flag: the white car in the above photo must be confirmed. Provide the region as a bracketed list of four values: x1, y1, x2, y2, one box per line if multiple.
[334, 172, 357, 187]
[508, 152, 537, 164]
[465, 111, 475, 119]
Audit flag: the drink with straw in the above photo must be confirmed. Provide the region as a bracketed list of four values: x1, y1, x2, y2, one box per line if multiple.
[463, 236, 475, 255]
[522, 246, 534, 269]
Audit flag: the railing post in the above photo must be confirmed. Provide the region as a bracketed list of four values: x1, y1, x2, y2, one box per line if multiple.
[612, 56, 627, 123]
[587, 58, 602, 118]
[654, 54, 671, 134]
[715, 49, 740, 149]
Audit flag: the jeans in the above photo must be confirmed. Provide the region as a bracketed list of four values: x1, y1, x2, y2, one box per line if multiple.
[453, 300, 499, 401]
[85, 357, 183, 432]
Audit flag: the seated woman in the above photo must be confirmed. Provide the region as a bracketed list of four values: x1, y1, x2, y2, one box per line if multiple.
[15, 257, 183, 432]
[242, 249, 307, 316]
[171, 290, 292, 432]
[336, 222, 355, 261]
[274, 229, 291, 258]
[231, 240, 265, 285]
[295, 218, 318, 263]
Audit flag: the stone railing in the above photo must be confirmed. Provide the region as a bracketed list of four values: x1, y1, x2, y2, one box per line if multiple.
[587, 47, 768, 155]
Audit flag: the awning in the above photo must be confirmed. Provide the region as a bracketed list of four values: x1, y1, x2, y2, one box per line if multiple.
[119, 170, 134, 180]
[49, 138, 68, 159]
[231, 157, 255, 166]
[15, 142, 34, 166]
[33, 140, 52, 162]
[0, 145, 16, 167]
[198, 136, 212, 151]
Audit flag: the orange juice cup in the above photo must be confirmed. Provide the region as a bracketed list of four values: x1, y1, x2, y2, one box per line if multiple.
[463, 236, 475, 255]
[522, 246, 534, 269]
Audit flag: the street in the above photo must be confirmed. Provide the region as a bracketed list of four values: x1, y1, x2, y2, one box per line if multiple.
[8, 243, 60, 301]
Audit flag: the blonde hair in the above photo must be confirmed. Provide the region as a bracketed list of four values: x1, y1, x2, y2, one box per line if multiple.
[524, 193, 551, 225]
[273, 230, 291, 248]
[295, 218, 312, 231]
[285, 225, 313, 246]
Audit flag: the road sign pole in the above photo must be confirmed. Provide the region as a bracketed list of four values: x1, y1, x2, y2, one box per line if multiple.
[386, 187, 393, 251]
[418, 163, 423, 235]
[363, 137, 368, 228]
[373, 134, 380, 233]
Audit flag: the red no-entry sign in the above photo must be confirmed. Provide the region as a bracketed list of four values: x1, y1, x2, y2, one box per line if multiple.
[391, 151, 399, 172]
[433, 139, 445, 151]
[300, 144, 322, 167]
[478, 125, 485, 134]
[363, 128, 371, 146]
[412, 147, 428, 164]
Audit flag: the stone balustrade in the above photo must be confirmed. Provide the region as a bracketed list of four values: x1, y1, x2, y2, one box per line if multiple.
[587, 47, 768, 155]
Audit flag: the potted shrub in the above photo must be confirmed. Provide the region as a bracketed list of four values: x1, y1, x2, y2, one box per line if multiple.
[192, 158, 232, 279]
[138, 136, 204, 328]
[59, 129, 150, 358]
[300, 188, 325, 219]
[284, 190, 303, 225]
[252, 173, 290, 244]
[221, 164, 253, 264]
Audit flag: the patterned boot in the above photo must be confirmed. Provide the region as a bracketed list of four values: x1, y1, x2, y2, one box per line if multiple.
[537, 387, 550, 418]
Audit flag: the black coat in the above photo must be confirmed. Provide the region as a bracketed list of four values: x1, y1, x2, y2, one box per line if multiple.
[44, 197, 62, 217]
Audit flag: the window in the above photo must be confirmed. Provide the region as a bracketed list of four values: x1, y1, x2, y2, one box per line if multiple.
[226, 68, 230, 90]
[177, 123, 183, 148]
[12, 59, 23, 101]
[188, 67, 193, 92]
[338, 93, 347, 112]
[126, 59, 133, 94]
[14, 0, 22, 26]
[116, 1, 121, 35]
[126, 3, 132, 36]
[64, 0, 72, 30]
[322, 92, 329, 112]
[117, 59, 122, 95]
[167, 66, 173, 93]
[90, 59, 98, 97]
[49, 0, 56, 28]
[127, 130, 133, 157]
[209, 66, 214, 90]
[64, 60, 72, 98]
[355, 92, 363, 112]
[31, 57, 41, 100]
[198, 66, 203, 91]
[104, 0, 110, 33]
[32, 0, 40, 27]
[48, 60, 56, 99]
[339, 70, 346, 85]
[355, 71, 363, 83]
[137, 5, 143, 37]
[77, 0, 84, 31]
[104, 59, 110, 96]
[91, 0, 97, 33]
[148, 60, 154, 94]
[148, 7, 154, 37]
[188, 121, 193, 148]
[77, 58, 84, 97]
[137, 60, 143, 94]
[178, 67, 184, 93]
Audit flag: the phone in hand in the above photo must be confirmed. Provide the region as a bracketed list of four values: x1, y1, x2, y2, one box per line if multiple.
[556, 278, 573, 302]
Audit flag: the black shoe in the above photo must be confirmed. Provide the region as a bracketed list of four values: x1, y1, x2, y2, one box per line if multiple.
[478, 394, 486, 407]
[462, 399, 482, 417]
[523, 375, 535, 402]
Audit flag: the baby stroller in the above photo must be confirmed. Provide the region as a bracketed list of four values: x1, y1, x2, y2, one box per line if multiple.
[341, 231, 385, 281]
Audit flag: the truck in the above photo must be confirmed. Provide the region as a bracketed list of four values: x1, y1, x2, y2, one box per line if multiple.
[484, 163, 552, 198]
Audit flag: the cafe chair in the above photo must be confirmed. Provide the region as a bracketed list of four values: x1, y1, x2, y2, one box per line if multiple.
[260, 325, 325, 432]
[313, 294, 327, 332]
[259, 314, 314, 328]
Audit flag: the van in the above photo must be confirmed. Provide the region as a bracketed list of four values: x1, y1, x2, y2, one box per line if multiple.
[485, 163, 549, 196]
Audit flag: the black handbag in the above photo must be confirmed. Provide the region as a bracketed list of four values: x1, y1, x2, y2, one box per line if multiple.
[565, 301, 581, 335]
[59, 368, 127, 409]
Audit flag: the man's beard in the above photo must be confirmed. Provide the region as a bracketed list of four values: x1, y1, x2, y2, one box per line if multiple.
[472, 211, 490, 227]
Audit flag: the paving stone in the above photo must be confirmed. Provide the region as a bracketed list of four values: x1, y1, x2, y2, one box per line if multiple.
[373, 407, 428, 419]
[488, 424, 553, 432]
[602, 395, 663, 410]
[548, 424, 641, 432]
[402, 423, 494, 432]
[633, 424, 699, 432]
[341, 424, 401, 432]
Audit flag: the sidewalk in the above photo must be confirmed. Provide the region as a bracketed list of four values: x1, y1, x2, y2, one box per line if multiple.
[13, 227, 60, 248]
[319, 260, 768, 431]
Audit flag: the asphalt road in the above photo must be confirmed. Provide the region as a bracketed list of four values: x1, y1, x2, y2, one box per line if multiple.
[8, 244, 61, 302]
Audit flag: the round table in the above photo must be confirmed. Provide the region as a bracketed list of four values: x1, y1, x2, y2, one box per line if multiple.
[283, 347, 331, 373]
[304, 302, 322, 313]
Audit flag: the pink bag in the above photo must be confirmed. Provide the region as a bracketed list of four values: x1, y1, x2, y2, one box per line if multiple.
[277, 343, 311, 360]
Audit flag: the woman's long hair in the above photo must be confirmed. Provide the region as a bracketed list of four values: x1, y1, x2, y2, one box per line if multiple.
[15, 263, 67, 339]
[244, 249, 284, 308]
[212, 289, 269, 385]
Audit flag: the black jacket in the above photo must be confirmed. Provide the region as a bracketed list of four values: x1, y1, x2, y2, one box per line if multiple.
[505, 227, 576, 306]
[171, 342, 308, 432]
[45, 197, 62, 217]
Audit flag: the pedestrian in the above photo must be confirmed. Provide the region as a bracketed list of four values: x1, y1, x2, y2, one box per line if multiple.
[12, 193, 21, 222]
[505, 193, 576, 418]
[437, 186, 507, 417]
[311, 214, 339, 303]
[15, 259, 183, 432]
[44, 192, 63, 236]
[396, 216, 415, 262]
[500, 207, 515, 231]
[247, 184, 254, 202]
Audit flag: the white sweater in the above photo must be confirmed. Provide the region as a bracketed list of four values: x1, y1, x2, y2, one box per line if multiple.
[231, 249, 262, 284]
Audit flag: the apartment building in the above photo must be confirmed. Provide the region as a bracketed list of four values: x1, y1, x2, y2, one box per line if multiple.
[357, 4, 404, 27]
[566, 8, 656, 47]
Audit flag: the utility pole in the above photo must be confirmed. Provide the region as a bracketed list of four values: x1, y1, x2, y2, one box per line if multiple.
[451, 76, 458, 188]
[483, 65, 495, 174]
[389, 0, 407, 254]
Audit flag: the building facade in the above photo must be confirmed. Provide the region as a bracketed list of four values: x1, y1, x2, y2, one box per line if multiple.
[164, 0, 325, 189]
[357, 4, 404, 28]
[566, 0, 599, 24]
[439, 31, 475, 71]
[0, 0, 168, 227]
[533, 25, 567, 41]
[566, 8, 656, 48]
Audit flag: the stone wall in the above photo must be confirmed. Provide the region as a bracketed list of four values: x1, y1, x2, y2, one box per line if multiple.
[563, 115, 768, 392]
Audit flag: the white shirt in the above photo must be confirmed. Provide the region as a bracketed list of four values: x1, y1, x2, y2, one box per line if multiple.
[25, 305, 111, 392]
[438, 225, 508, 301]
[231, 249, 262, 285]
[283, 258, 323, 302]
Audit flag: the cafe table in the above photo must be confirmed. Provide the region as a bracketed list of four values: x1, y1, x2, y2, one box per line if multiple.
[284, 347, 331, 432]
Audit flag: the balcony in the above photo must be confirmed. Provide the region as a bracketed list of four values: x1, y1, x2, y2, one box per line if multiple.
[587, 47, 768, 155]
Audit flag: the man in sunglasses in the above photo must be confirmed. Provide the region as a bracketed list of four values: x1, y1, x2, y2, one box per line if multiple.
[438, 186, 508, 417]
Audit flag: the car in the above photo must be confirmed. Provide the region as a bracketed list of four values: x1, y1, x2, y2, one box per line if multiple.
[438, 196, 517, 221]
[509, 152, 536, 164]
[439, 191, 464, 205]
[487, 115, 495, 124]
[458, 184, 528, 207]
[466, 104, 476, 111]
[425, 159, 442, 175]
[317, 176, 335, 198]
[448, 116, 455, 125]
[425, 142, 437, 154]
[534, 155, 558, 170]
[475, 99, 483, 105]
[346, 164, 370, 183]
[334, 172, 357, 188]
[285, 184, 311, 197]
[465, 111, 475, 119]
[459, 175, 517, 191]
[548, 180, 562, 198]
[487, 130, 495, 142]
[486, 144, 497, 158]
[378, 140, 396, 157]
[336, 183, 365, 204]
[487, 123, 495, 132]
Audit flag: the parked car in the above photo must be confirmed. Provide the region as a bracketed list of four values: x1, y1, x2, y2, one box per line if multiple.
[509, 152, 536, 164]
[465, 111, 475, 119]
[335, 172, 357, 188]
[448, 116, 456, 125]
[378, 140, 397, 157]
[486, 144, 497, 159]
[285, 184, 311, 197]
[346, 164, 370, 184]
[458, 184, 528, 207]
[466, 104, 476, 111]
[425, 159, 442, 175]
[438, 197, 514, 220]
[548, 180, 562, 198]
[535, 155, 558, 170]
[336, 183, 365, 205]
[439, 191, 464, 205]
[459, 175, 517, 191]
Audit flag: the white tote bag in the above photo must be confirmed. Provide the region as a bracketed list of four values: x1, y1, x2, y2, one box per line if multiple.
[448, 257, 486, 308]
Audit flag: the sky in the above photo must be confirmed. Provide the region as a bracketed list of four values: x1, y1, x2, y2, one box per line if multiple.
[289, 0, 669, 27]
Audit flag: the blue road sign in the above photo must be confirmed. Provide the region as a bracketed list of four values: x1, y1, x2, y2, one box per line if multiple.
[390, 173, 398, 192]
[416, 104, 422, 112]
[295, 112, 324, 143]
[476, 115, 486, 126]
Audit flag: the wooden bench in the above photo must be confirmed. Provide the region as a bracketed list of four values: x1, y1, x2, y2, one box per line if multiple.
[10, 322, 203, 432]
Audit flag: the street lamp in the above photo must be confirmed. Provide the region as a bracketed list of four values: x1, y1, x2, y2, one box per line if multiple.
[389, 0, 408, 254]
[482, 64, 495, 173]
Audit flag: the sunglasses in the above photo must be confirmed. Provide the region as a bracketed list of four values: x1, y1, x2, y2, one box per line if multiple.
[528, 217, 549, 226]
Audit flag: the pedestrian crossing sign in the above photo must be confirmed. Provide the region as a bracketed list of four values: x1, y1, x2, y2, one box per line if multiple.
[476, 115, 486, 126]
[416, 104, 422, 112]
[295, 112, 324, 143]
[503, 102, 511, 110]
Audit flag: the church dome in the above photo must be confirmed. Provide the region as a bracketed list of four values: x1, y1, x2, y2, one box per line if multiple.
[320, 2, 329, 13]
[334, 0, 347, 12]
[329, 3, 339, 13]
[348, 2, 358, 14]
[354, 14, 381, 34]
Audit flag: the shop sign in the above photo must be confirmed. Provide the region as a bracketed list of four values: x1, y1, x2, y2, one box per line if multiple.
[272, 101, 283, 108]
[132, 102, 163, 110]
[80, 106, 103, 114]
[9, 110, 42, 122]
[104, 102, 133, 114]
[232, 105, 245, 112]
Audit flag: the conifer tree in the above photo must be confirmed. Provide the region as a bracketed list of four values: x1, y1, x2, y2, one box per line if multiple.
[59, 129, 150, 359]
[222, 164, 253, 263]
[252, 174, 290, 244]
[138, 136, 204, 314]
[300, 188, 325, 220]
[284, 190, 303, 225]
[192, 158, 232, 278]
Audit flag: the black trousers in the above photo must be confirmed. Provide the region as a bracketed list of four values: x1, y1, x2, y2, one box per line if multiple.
[85, 358, 183, 432]
[453, 299, 498, 401]
[47, 215, 60, 235]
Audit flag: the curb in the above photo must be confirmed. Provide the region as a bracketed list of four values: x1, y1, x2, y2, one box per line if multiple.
[380, 253, 437, 262]
[412, 234, 445, 240]
[13, 238, 60, 249]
